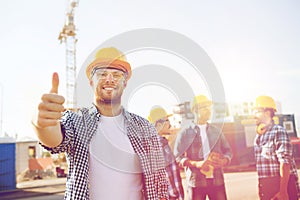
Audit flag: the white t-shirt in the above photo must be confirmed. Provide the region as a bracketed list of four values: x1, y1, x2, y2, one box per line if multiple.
[198, 124, 210, 160]
[89, 114, 143, 200]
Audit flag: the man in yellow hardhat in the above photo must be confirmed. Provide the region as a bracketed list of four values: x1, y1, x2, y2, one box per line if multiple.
[253, 95, 299, 200]
[148, 106, 174, 136]
[148, 106, 185, 200]
[174, 94, 232, 200]
[32, 47, 168, 200]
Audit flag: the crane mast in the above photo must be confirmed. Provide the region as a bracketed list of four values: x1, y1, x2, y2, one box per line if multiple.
[58, 0, 79, 109]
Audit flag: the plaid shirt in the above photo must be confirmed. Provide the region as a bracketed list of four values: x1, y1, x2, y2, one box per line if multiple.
[42, 106, 169, 200]
[174, 123, 232, 188]
[160, 136, 184, 200]
[254, 124, 299, 179]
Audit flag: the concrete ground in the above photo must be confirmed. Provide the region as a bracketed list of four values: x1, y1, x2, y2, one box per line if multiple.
[181, 170, 259, 200]
[1, 169, 300, 200]
[0, 171, 259, 200]
[0, 177, 66, 200]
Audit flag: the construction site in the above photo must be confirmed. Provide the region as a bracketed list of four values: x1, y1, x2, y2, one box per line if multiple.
[0, 0, 80, 193]
[1, 1, 300, 200]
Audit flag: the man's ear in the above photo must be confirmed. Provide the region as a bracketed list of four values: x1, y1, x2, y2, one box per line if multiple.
[123, 79, 128, 87]
[89, 79, 94, 87]
[155, 123, 163, 131]
[265, 110, 272, 118]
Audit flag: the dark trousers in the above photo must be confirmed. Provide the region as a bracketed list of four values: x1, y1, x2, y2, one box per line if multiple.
[187, 180, 227, 200]
[258, 175, 298, 200]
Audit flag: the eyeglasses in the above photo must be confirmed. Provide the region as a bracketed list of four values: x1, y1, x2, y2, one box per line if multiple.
[91, 68, 126, 81]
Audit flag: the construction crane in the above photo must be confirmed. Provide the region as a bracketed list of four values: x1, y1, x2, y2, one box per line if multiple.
[58, 0, 79, 109]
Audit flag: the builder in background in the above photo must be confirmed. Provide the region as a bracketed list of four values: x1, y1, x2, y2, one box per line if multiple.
[174, 95, 232, 200]
[253, 95, 299, 200]
[148, 106, 185, 200]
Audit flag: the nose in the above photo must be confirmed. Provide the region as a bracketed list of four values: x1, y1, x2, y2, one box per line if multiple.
[105, 73, 114, 82]
[167, 123, 171, 129]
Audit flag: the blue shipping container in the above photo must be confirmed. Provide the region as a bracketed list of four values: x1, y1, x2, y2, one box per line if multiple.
[0, 143, 16, 191]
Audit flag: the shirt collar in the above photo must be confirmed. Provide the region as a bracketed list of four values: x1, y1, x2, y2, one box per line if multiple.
[190, 122, 210, 129]
[88, 104, 100, 121]
[89, 104, 133, 122]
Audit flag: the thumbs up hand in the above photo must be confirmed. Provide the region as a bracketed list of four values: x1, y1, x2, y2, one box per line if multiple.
[50, 72, 60, 94]
[35, 72, 65, 128]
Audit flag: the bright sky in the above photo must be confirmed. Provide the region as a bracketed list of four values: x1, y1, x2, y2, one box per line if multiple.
[1, 0, 300, 139]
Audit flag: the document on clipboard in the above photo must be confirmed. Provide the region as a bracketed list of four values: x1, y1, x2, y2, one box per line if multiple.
[200, 152, 221, 178]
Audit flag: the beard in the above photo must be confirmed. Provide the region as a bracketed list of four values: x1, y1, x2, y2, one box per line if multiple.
[101, 96, 122, 104]
[95, 85, 123, 105]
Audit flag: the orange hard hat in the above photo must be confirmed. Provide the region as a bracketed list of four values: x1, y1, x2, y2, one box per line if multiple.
[86, 47, 131, 80]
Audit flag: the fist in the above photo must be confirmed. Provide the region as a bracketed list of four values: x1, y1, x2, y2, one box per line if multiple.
[35, 72, 65, 128]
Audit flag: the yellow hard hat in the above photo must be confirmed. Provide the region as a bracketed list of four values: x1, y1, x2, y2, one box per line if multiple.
[148, 106, 172, 124]
[86, 47, 132, 80]
[255, 95, 277, 111]
[191, 95, 212, 110]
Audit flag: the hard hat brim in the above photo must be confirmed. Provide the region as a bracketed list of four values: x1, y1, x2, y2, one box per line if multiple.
[253, 107, 277, 112]
[192, 101, 212, 110]
[148, 113, 173, 124]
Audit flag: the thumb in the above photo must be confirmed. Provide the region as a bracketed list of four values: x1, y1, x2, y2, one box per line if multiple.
[50, 72, 59, 94]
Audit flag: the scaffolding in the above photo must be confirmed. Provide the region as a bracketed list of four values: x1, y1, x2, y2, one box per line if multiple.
[58, 0, 79, 109]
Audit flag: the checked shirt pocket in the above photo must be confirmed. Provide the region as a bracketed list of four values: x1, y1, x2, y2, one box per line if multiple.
[261, 144, 276, 160]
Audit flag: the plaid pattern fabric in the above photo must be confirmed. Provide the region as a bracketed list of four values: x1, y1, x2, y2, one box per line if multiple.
[160, 136, 184, 200]
[174, 123, 232, 187]
[254, 124, 298, 178]
[254, 124, 299, 194]
[42, 106, 169, 200]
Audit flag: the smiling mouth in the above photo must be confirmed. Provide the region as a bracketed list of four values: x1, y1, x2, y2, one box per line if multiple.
[104, 87, 114, 91]
[103, 86, 116, 91]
